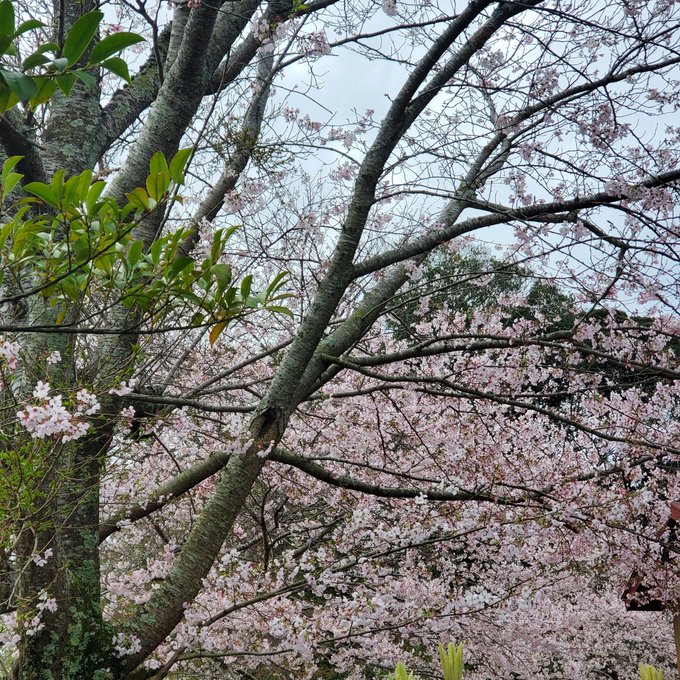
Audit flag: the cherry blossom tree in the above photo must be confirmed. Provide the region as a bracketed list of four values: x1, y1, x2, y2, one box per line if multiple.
[0, 0, 678, 678]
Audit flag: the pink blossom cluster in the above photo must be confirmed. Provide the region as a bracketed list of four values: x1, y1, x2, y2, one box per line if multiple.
[325, 128, 357, 149]
[17, 382, 100, 442]
[0, 335, 20, 370]
[382, 0, 397, 16]
[298, 31, 331, 57]
[113, 632, 142, 657]
[96, 306, 679, 679]
[329, 162, 355, 182]
[1, 591, 58, 644]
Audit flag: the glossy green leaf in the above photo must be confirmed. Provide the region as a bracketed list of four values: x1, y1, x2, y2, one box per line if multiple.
[126, 240, 142, 269]
[22, 52, 49, 70]
[169, 148, 193, 184]
[51, 56, 68, 71]
[165, 255, 194, 280]
[240, 274, 252, 301]
[60, 276, 80, 300]
[24, 182, 58, 207]
[265, 305, 293, 317]
[2, 155, 22, 182]
[50, 169, 65, 199]
[1, 70, 36, 101]
[210, 228, 233, 263]
[14, 19, 46, 37]
[56, 73, 77, 96]
[1, 39, 15, 56]
[1, 171, 21, 197]
[245, 293, 264, 308]
[100, 56, 130, 82]
[88, 31, 143, 64]
[63, 174, 81, 207]
[71, 236, 91, 262]
[211, 263, 232, 287]
[34, 41, 59, 54]
[126, 187, 150, 212]
[0, 83, 16, 111]
[63, 10, 103, 66]
[30, 77, 57, 108]
[76, 169, 93, 202]
[149, 151, 169, 176]
[72, 69, 96, 89]
[0, 1, 14, 37]
[85, 180, 106, 214]
[265, 271, 289, 298]
[149, 239, 163, 266]
[0, 34, 12, 56]
[146, 172, 169, 202]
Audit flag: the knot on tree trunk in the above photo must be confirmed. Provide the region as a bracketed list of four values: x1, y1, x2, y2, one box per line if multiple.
[250, 406, 284, 444]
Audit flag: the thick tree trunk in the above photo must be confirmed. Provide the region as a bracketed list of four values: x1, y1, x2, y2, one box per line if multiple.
[13, 428, 120, 680]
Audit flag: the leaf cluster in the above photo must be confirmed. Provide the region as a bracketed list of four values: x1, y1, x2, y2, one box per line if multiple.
[0, 3, 143, 110]
[0, 151, 293, 334]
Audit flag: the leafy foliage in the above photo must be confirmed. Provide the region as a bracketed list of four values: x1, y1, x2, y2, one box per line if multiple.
[0, 3, 142, 110]
[0, 152, 291, 333]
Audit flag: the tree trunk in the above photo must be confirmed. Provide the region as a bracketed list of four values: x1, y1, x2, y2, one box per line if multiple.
[13, 429, 121, 680]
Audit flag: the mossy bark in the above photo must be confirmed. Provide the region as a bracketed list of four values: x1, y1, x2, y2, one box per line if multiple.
[13, 426, 121, 680]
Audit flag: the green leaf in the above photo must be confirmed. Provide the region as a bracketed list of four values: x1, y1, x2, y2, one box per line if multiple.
[60, 276, 80, 301]
[88, 31, 143, 64]
[22, 52, 50, 70]
[240, 274, 252, 301]
[146, 172, 169, 202]
[211, 263, 232, 287]
[126, 187, 150, 212]
[63, 174, 81, 207]
[265, 305, 293, 317]
[164, 255, 194, 280]
[2, 155, 22, 182]
[100, 56, 130, 82]
[85, 180, 106, 214]
[176, 289, 202, 306]
[63, 10, 103, 66]
[246, 293, 264, 308]
[126, 240, 142, 269]
[24, 182, 58, 207]
[56, 73, 77, 96]
[30, 77, 57, 107]
[2, 171, 21, 196]
[72, 69, 96, 89]
[1, 70, 37, 101]
[0, 1, 14, 37]
[71, 236, 91, 262]
[14, 19, 46, 37]
[1, 39, 15, 56]
[149, 151, 169, 176]
[265, 270, 289, 298]
[34, 41, 59, 54]
[149, 238, 163, 266]
[222, 287, 236, 307]
[75, 169, 93, 202]
[51, 57, 68, 71]
[169, 148, 193, 184]
[0, 34, 12, 56]
[0, 83, 17, 111]
[50, 169, 65, 200]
